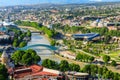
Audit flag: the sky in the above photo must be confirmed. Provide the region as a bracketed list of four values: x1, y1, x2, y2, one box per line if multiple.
[0, 0, 120, 6]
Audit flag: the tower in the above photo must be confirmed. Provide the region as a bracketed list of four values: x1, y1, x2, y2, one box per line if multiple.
[8, 16, 10, 22]
[1, 50, 8, 66]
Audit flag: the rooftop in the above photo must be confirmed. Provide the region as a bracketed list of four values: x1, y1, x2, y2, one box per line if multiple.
[8, 65, 61, 79]
[72, 33, 100, 40]
[0, 26, 8, 32]
[29, 64, 43, 73]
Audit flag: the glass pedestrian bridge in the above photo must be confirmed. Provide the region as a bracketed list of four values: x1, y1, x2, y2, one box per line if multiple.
[17, 44, 58, 51]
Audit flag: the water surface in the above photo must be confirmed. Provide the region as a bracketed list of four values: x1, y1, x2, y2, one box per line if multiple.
[27, 33, 61, 62]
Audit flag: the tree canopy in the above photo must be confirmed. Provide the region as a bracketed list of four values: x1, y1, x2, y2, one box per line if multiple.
[0, 64, 8, 80]
[12, 49, 41, 66]
[103, 55, 110, 64]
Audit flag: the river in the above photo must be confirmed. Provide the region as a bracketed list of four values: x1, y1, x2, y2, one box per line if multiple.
[27, 33, 61, 63]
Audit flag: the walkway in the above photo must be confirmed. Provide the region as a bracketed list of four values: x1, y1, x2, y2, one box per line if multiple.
[17, 44, 58, 51]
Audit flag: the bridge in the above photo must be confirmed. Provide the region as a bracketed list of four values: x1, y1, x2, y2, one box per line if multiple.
[17, 44, 58, 51]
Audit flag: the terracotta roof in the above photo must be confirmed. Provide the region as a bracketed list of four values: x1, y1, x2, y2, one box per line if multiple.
[14, 72, 31, 78]
[8, 65, 59, 79]
[29, 65, 43, 73]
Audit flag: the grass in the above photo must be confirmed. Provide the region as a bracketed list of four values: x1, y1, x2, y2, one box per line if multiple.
[108, 50, 120, 57]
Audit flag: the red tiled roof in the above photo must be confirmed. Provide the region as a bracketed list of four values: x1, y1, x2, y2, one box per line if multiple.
[8, 65, 59, 79]
[14, 72, 32, 78]
[29, 65, 43, 73]
[32, 71, 58, 76]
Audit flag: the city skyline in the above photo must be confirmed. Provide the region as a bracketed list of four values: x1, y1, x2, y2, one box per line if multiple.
[0, 0, 120, 6]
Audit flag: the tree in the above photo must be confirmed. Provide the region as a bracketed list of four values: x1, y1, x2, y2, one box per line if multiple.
[111, 60, 117, 66]
[26, 49, 41, 64]
[22, 52, 32, 65]
[59, 60, 69, 72]
[89, 56, 95, 62]
[104, 35, 111, 44]
[13, 41, 18, 47]
[12, 50, 25, 64]
[26, 30, 31, 37]
[12, 49, 41, 65]
[21, 50, 41, 65]
[90, 65, 98, 76]
[98, 67, 103, 76]
[82, 65, 91, 73]
[113, 73, 120, 80]
[76, 53, 94, 62]
[103, 55, 110, 64]
[69, 63, 80, 72]
[0, 64, 8, 80]
[42, 59, 58, 69]
[0, 75, 6, 80]
[103, 71, 111, 79]
[50, 40, 56, 46]
[19, 41, 27, 48]
[102, 66, 108, 77]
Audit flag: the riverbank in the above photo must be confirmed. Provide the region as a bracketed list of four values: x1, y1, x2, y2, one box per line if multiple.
[18, 26, 39, 31]
[19, 26, 52, 42]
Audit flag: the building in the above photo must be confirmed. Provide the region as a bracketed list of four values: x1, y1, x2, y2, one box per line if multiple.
[82, 16, 101, 21]
[72, 33, 100, 41]
[0, 25, 10, 40]
[0, 34, 9, 40]
[106, 22, 120, 30]
[1, 50, 9, 66]
[8, 65, 63, 80]
[0, 21, 19, 42]
[66, 71, 89, 80]
[0, 24, 8, 35]
[47, 24, 53, 29]
[0, 47, 14, 68]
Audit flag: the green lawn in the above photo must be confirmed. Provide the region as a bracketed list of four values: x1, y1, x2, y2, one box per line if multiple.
[100, 50, 120, 62]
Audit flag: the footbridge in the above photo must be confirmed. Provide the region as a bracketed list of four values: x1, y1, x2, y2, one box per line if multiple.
[17, 44, 58, 51]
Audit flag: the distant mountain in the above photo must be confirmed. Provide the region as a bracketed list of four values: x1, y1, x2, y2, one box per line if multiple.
[1, 1, 120, 8]
[0, 0, 120, 7]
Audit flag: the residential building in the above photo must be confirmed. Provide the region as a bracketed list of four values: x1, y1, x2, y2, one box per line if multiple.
[66, 71, 89, 80]
[8, 65, 63, 80]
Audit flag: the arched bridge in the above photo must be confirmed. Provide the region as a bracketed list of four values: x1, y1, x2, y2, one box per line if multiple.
[17, 44, 58, 51]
